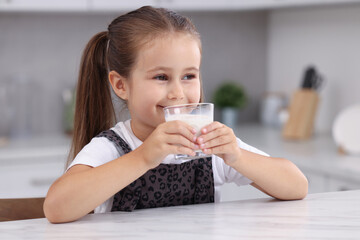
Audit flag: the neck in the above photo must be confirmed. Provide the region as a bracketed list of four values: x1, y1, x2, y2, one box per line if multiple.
[130, 119, 154, 142]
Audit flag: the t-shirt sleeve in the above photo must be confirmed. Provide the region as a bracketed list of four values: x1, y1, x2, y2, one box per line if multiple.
[66, 137, 120, 171]
[219, 137, 270, 186]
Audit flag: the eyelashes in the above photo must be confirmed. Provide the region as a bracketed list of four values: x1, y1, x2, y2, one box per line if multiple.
[183, 74, 196, 80]
[153, 74, 197, 81]
[153, 74, 168, 81]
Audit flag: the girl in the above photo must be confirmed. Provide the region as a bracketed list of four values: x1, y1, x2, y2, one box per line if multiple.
[44, 6, 308, 223]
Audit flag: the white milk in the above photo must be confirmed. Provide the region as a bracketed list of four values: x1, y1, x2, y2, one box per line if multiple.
[165, 114, 213, 136]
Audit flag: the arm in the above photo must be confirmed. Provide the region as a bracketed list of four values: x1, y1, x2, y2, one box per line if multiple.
[233, 150, 308, 200]
[44, 121, 198, 223]
[197, 122, 308, 200]
[44, 148, 151, 223]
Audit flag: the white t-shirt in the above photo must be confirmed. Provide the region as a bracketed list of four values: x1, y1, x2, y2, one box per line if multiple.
[68, 120, 269, 213]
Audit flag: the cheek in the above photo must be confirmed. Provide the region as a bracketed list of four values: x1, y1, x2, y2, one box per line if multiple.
[134, 83, 163, 108]
[187, 81, 201, 102]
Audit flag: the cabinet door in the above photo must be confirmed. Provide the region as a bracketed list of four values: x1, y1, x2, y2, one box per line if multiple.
[0, 0, 87, 11]
[304, 171, 328, 194]
[89, 0, 155, 11]
[327, 178, 360, 192]
[220, 183, 268, 202]
[0, 158, 64, 198]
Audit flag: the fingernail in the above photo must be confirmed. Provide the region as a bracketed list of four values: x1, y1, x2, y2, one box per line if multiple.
[202, 128, 207, 134]
[200, 144, 205, 148]
[193, 136, 197, 142]
[198, 138, 203, 143]
[192, 128, 197, 134]
[194, 144, 199, 149]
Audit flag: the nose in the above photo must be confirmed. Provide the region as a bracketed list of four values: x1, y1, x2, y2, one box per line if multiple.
[167, 81, 184, 100]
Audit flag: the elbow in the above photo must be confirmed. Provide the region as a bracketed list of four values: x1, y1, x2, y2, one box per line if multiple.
[278, 174, 308, 201]
[290, 174, 308, 200]
[298, 175, 309, 200]
[43, 195, 66, 224]
[43, 191, 77, 224]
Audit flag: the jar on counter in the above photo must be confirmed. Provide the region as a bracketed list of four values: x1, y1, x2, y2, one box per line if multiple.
[260, 92, 288, 128]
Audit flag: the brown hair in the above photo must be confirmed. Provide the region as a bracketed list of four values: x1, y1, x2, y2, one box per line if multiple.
[67, 6, 203, 167]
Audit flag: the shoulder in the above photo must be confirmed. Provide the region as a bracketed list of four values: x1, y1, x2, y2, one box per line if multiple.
[67, 131, 123, 171]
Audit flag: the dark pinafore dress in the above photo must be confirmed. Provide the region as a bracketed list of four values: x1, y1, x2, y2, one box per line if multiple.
[96, 130, 215, 212]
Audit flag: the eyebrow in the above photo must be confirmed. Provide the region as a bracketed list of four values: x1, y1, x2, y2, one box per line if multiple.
[147, 66, 199, 73]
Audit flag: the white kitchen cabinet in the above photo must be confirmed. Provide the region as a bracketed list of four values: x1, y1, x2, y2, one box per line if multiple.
[327, 177, 360, 192]
[0, 157, 64, 198]
[0, 0, 87, 12]
[220, 169, 360, 202]
[88, 0, 155, 12]
[302, 170, 327, 194]
[1, 0, 360, 12]
[0, 135, 69, 198]
[231, 124, 360, 199]
[89, 0, 360, 12]
[220, 183, 269, 202]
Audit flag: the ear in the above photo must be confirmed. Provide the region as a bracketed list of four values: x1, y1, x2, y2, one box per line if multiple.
[109, 71, 129, 100]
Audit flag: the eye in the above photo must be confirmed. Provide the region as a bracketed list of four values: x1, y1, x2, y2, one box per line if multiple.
[153, 74, 168, 81]
[182, 74, 196, 80]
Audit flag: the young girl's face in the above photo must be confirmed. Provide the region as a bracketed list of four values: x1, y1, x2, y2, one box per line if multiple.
[125, 33, 201, 140]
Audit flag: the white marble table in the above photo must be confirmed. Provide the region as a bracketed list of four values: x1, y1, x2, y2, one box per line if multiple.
[1, 190, 360, 239]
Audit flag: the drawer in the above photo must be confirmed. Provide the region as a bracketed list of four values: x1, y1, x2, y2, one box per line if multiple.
[0, 158, 65, 198]
[327, 177, 360, 192]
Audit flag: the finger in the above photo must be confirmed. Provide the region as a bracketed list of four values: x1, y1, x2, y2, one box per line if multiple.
[166, 134, 199, 150]
[197, 127, 229, 145]
[171, 145, 196, 157]
[199, 135, 233, 150]
[202, 144, 230, 155]
[200, 121, 224, 135]
[165, 120, 197, 142]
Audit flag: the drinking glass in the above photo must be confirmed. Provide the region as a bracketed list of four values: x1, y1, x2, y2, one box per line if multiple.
[163, 103, 214, 160]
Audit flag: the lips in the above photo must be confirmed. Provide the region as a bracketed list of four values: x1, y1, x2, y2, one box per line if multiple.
[159, 103, 188, 109]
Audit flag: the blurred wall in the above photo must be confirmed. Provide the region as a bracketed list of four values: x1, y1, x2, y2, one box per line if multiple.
[268, 5, 360, 133]
[0, 11, 268, 136]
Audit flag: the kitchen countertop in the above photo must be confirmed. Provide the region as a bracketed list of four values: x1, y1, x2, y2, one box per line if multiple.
[234, 124, 360, 183]
[1, 190, 360, 239]
[0, 135, 70, 165]
[1, 124, 359, 199]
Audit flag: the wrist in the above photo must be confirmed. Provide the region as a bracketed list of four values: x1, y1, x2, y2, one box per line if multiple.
[133, 145, 159, 170]
[224, 147, 244, 168]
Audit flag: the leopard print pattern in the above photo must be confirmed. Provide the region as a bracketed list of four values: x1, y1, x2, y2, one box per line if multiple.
[96, 130, 215, 212]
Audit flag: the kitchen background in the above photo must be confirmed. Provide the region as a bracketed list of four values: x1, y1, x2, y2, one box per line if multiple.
[1, 1, 360, 200]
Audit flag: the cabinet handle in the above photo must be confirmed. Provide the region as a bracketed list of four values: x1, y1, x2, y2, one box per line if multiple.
[30, 178, 56, 187]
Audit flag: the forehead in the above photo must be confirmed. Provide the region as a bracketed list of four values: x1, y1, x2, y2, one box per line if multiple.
[134, 33, 201, 72]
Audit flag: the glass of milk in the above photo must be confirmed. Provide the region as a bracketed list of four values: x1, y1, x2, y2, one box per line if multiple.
[163, 103, 214, 160]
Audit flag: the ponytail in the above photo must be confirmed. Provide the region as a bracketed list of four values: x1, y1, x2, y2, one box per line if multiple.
[67, 31, 115, 167]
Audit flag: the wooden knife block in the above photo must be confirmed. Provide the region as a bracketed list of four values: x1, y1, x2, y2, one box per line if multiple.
[282, 89, 319, 140]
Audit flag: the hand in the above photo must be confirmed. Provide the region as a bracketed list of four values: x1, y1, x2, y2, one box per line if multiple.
[137, 121, 198, 168]
[196, 121, 242, 166]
